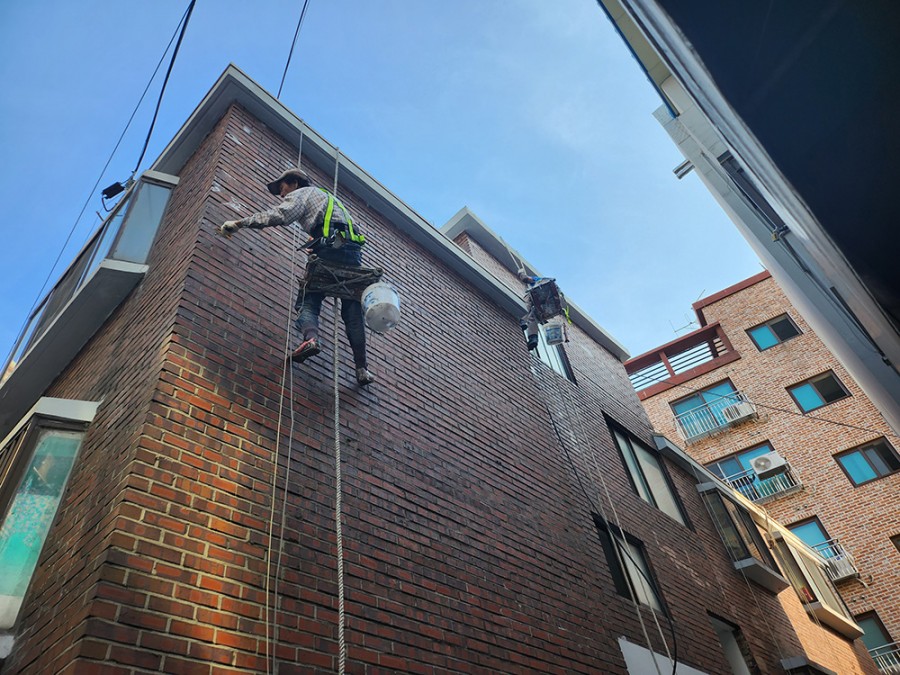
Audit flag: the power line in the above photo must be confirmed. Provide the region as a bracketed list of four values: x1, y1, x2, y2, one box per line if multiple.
[2, 2, 195, 371]
[666, 378, 900, 442]
[277, 0, 312, 99]
[132, 0, 197, 175]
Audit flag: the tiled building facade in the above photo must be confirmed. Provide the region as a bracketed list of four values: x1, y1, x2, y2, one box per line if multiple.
[627, 271, 900, 671]
[0, 67, 879, 674]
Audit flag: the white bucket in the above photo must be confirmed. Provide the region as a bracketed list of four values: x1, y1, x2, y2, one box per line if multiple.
[362, 282, 401, 333]
[544, 323, 564, 345]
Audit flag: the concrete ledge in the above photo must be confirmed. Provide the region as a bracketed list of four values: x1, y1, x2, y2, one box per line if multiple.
[0, 260, 146, 439]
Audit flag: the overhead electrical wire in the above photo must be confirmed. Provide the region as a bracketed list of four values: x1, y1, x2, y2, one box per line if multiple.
[663, 378, 900, 442]
[277, 0, 312, 99]
[2, 1, 196, 373]
[132, 0, 198, 175]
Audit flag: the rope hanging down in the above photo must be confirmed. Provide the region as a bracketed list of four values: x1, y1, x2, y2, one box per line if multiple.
[265, 223, 302, 675]
[330, 146, 348, 675]
[333, 304, 347, 675]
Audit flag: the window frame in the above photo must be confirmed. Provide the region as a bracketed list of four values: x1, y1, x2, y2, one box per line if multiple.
[529, 326, 576, 383]
[786, 371, 850, 413]
[701, 490, 777, 569]
[609, 423, 689, 527]
[593, 516, 666, 614]
[770, 533, 861, 638]
[786, 516, 831, 550]
[0, 398, 96, 650]
[833, 438, 900, 486]
[746, 313, 801, 351]
[853, 611, 893, 652]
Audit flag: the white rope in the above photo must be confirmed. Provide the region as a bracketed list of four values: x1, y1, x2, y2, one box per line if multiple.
[297, 130, 304, 168]
[333, 300, 347, 675]
[564, 396, 672, 667]
[552, 383, 666, 675]
[532, 378, 668, 675]
[330, 145, 348, 675]
[332, 148, 340, 194]
[265, 222, 301, 675]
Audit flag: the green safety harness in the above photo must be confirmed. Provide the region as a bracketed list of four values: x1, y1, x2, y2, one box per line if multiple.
[320, 188, 365, 244]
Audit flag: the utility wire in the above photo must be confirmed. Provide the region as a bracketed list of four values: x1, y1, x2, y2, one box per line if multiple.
[277, 0, 312, 99]
[132, 0, 197, 175]
[2, 2, 194, 372]
[664, 378, 900, 442]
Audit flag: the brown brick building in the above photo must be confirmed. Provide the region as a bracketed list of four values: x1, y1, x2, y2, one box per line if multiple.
[626, 271, 900, 671]
[0, 67, 879, 674]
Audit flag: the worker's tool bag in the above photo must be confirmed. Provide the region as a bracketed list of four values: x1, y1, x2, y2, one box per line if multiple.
[528, 278, 566, 324]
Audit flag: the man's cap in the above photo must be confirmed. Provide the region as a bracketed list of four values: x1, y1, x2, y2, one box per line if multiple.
[267, 167, 310, 195]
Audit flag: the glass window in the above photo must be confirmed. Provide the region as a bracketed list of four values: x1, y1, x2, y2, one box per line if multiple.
[788, 519, 829, 550]
[835, 439, 900, 486]
[529, 328, 575, 382]
[110, 181, 173, 264]
[772, 540, 849, 618]
[854, 612, 892, 652]
[0, 428, 84, 630]
[613, 429, 686, 525]
[787, 372, 849, 412]
[594, 519, 663, 612]
[702, 491, 777, 569]
[747, 314, 800, 351]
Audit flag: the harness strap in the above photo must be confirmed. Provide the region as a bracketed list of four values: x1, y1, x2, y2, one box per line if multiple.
[320, 189, 365, 243]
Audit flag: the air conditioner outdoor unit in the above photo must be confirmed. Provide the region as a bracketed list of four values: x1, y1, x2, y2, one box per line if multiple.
[722, 401, 756, 424]
[750, 452, 788, 479]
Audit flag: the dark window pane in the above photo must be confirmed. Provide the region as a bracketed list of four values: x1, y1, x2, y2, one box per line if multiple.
[770, 317, 799, 341]
[815, 374, 846, 403]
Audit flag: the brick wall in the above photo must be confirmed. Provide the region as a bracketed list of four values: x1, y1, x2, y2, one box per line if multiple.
[641, 275, 899, 652]
[1, 104, 879, 674]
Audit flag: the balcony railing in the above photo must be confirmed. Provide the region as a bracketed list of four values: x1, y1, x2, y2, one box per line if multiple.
[723, 465, 802, 503]
[872, 643, 900, 674]
[811, 539, 858, 582]
[674, 392, 757, 442]
[625, 322, 740, 398]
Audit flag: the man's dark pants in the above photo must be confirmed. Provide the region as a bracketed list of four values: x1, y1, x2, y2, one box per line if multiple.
[295, 243, 367, 369]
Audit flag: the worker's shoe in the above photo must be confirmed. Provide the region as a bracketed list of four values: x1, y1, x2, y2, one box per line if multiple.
[527, 335, 539, 351]
[356, 367, 376, 386]
[291, 338, 321, 363]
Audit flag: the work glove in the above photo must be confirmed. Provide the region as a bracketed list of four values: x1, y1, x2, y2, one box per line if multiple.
[219, 220, 241, 238]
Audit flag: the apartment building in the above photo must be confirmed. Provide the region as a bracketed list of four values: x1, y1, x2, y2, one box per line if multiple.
[626, 271, 900, 672]
[596, 0, 900, 437]
[0, 66, 878, 674]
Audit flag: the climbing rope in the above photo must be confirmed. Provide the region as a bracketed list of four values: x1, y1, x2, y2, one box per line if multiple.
[329, 145, 348, 675]
[333, 302, 347, 675]
[534, 375, 669, 675]
[265, 221, 302, 674]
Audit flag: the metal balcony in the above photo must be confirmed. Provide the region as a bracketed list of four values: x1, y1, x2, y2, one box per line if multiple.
[723, 465, 802, 503]
[871, 643, 900, 674]
[674, 392, 757, 442]
[811, 539, 858, 582]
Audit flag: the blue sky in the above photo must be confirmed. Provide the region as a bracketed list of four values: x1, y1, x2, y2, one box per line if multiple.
[0, 0, 761, 361]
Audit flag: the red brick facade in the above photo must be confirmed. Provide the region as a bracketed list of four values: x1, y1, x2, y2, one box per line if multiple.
[0, 76, 880, 674]
[633, 273, 899, 658]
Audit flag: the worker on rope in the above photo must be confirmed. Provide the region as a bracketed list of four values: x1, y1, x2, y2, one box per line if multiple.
[518, 268, 542, 351]
[219, 168, 376, 386]
[517, 268, 569, 351]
